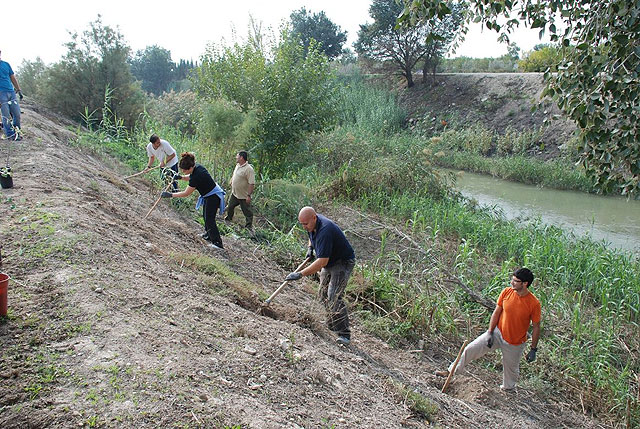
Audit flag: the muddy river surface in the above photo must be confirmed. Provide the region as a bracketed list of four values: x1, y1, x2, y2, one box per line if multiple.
[449, 170, 640, 255]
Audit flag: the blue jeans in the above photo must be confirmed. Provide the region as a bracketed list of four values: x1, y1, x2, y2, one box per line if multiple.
[0, 90, 20, 138]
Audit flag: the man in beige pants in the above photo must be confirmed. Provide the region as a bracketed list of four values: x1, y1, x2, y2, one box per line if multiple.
[225, 151, 255, 228]
[437, 268, 541, 390]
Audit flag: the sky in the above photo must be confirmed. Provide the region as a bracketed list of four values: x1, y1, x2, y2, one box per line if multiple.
[4, 0, 551, 68]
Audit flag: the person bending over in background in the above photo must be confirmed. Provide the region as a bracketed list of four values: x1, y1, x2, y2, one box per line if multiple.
[284, 207, 356, 345]
[161, 152, 225, 249]
[145, 134, 179, 191]
[0, 49, 23, 141]
[436, 267, 541, 391]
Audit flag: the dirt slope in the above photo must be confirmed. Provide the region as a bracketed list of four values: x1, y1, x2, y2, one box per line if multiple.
[0, 102, 608, 428]
[399, 73, 576, 158]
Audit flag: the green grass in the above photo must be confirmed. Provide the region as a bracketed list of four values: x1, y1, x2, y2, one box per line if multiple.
[413, 121, 599, 193]
[335, 73, 407, 135]
[389, 379, 438, 422]
[172, 252, 268, 303]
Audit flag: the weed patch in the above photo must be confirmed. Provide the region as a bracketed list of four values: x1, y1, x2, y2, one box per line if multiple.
[388, 378, 438, 422]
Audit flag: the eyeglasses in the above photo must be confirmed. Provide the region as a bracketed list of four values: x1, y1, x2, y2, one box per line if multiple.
[510, 278, 524, 284]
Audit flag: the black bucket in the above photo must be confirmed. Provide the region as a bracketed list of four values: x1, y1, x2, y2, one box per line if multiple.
[0, 168, 13, 189]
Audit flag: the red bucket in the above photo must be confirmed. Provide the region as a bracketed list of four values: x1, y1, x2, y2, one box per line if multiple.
[0, 272, 8, 316]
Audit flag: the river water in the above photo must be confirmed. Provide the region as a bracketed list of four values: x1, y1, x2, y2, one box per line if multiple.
[447, 170, 640, 255]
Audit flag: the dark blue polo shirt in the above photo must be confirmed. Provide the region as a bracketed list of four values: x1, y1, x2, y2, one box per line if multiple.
[309, 214, 355, 267]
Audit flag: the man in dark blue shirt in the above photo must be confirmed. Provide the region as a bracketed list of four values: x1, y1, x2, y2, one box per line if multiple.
[285, 206, 356, 345]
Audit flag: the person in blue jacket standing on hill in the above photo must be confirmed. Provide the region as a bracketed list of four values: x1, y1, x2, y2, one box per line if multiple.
[0, 49, 23, 141]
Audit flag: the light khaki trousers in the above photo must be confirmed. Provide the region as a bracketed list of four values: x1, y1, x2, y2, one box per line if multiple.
[448, 328, 526, 389]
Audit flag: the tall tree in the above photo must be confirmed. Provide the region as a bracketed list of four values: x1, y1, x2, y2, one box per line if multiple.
[355, 0, 462, 88]
[399, 0, 640, 196]
[194, 42, 267, 112]
[40, 16, 144, 127]
[17, 58, 48, 98]
[420, 2, 465, 84]
[130, 45, 174, 96]
[194, 30, 337, 174]
[290, 8, 347, 59]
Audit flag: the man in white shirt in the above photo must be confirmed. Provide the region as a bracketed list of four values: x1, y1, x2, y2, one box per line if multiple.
[225, 151, 255, 228]
[145, 134, 179, 191]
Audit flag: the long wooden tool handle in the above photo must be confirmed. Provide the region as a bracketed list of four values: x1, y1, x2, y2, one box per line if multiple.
[264, 257, 311, 305]
[442, 339, 469, 393]
[124, 165, 161, 180]
[143, 181, 173, 220]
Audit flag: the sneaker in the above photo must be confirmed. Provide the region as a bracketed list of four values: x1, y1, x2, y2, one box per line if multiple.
[201, 232, 209, 240]
[434, 370, 450, 377]
[208, 243, 223, 250]
[500, 384, 516, 392]
[336, 336, 350, 346]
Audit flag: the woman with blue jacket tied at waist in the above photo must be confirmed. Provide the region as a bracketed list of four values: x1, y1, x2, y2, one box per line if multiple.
[161, 152, 225, 249]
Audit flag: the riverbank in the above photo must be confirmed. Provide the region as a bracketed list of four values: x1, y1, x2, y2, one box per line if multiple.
[388, 73, 614, 195]
[64, 104, 640, 425]
[431, 150, 595, 192]
[445, 169, 640, 254]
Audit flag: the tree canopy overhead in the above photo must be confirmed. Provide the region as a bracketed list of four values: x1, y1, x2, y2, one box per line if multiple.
[289, 7, 347, 59]
[399, 0, 640, 196]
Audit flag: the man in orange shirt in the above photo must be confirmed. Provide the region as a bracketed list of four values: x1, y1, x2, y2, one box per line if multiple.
[437, 267, 541, 391]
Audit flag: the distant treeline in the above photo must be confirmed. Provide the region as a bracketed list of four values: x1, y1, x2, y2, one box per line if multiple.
[437, 44, 562, 73]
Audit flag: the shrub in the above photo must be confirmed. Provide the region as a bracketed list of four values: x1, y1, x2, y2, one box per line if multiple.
[335, 72, 407, 135]
[39, 17, 144, 128]
[147, 90, 204, 137]
[17, 58, 48, 99]
[194, 30, 338, 176]
[518, 45, 563, 72]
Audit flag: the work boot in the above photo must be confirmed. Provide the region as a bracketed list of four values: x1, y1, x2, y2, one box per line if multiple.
[336, 336, 350, 346]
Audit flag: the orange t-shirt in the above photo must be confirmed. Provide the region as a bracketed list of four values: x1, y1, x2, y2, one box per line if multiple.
[497, 287, 541, 345]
